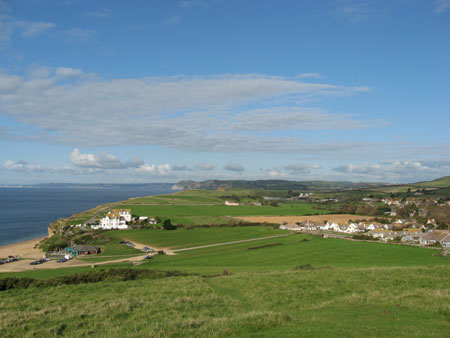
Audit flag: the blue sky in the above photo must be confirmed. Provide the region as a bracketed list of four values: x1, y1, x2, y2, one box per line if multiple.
[0, 0, 449, 184]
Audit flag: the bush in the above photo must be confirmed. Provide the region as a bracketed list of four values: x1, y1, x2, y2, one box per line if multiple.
[163, 219, 176, 230]
[0, 269, 189, 291]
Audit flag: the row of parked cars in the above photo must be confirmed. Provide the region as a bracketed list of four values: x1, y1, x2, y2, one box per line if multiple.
[0, 256, 18, 265]
[120, 241, 135, 247]
[29, 258, 50, 266]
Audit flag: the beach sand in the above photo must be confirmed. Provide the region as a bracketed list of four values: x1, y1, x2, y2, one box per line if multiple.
[0, 237, 148, 272]
[0, 237, 46, 259]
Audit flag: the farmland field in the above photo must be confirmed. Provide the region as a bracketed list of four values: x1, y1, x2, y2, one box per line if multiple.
[1, 225, 449, 337]
[114, 203, 327, 225]
[105, 226, 285, 250]
[1, 186, 449, 337]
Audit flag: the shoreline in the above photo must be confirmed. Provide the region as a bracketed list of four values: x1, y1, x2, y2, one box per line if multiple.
[0, 236, 47, 258]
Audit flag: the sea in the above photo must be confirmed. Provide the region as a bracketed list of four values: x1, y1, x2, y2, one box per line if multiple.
[0, 186, 175, 247]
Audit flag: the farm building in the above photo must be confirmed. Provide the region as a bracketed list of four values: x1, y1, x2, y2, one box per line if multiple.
[65, 245, 100, 256]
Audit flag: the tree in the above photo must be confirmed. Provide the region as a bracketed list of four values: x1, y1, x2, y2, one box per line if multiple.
[163, 219, 176, 230]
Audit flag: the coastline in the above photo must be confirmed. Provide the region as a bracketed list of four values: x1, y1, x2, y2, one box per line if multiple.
[0, 236, 46, 258]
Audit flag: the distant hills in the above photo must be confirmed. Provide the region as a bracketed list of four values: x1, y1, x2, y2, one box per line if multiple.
[3, 176, 449, 193]
[173, 176, 450, 192]
[172, 179, 386, 192]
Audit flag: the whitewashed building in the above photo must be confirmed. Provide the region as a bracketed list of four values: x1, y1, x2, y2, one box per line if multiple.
[93, 209, 131, 230]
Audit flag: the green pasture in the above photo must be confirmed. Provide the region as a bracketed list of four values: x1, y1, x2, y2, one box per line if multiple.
[143, 233, 449, 274]
[114, 202, 327, 225]
[105, 226, 285, 250]
[1, 265, 449, 337]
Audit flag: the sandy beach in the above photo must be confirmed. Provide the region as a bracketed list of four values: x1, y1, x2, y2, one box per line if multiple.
[0, 237, 46, 259]
[0, 236, 150, 272]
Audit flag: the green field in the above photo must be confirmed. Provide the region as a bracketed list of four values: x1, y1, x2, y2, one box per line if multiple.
[1, 265, 449, 337]
[105, 226, 285, 250]
[1, 226, 450, 337]
[2, 183, 450, 337]
[114, 203, 326, 225]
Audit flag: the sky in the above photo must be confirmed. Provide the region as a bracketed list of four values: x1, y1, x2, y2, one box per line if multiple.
[0, 0, 449, 185]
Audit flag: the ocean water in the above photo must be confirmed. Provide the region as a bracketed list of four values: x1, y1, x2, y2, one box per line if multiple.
[0, 187, 174, 247]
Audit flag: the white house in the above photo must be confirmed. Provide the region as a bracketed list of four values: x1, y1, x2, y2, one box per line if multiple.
[225, 201, 239, 206]
[322, 222, 340, 232]
[114, 209, 132, 222]
[93, 209, 131, 230]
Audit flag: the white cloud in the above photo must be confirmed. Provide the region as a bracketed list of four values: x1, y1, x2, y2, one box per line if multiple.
[57, 28, 96, 42]
[55, 67, 84, 77]
[223, 162, 245, 172]
[135, 164, 172, 176]
[229, 107, 386, 131]
[195, 163, 215, 171]
[284, 163, 321, 174]
[0, 1, 55, 43]
[124, 156, 144, 168]
[16, 21, 55, 37]
[297, 73, 322, 79]
[4, 160, 42, 172]
[268, 169, 288, 178]
[333, 160, 450, 182]
[0, 68, 377, 155]
[435, 0, 450, 13]
[69, 148, 141, 169]
[3, 160, 72, 173]
[172, 164, 192, 171]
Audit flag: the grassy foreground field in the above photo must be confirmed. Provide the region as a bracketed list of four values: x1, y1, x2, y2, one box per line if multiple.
[1, 228, 449, 337]
[1, 266, 449, 337]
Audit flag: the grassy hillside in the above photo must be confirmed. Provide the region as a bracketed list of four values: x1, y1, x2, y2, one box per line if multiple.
[60, 189, 328, 228]
[2, 226, 449, 337]
[368, 176, 450, 194]
[1, 266, 449, 337]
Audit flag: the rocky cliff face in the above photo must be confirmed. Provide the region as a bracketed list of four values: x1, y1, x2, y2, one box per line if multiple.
[47, 218, 68, 237]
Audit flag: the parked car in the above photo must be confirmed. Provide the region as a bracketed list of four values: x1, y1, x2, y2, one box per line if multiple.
[57, 258, 67, 263]
[144, 255, 153, 260]
[157, 250, 165, 255]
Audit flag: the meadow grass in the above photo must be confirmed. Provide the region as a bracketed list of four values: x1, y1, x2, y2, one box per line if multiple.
[1, 266, 448, 337]
[104, 226, 285, 250]
[143, 233, 450, 274]
[2, 225, 450, 337]
[114, 203, 327, 225]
